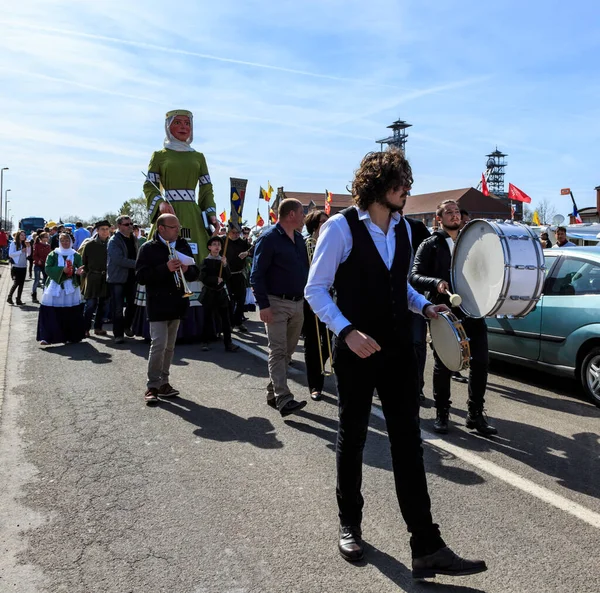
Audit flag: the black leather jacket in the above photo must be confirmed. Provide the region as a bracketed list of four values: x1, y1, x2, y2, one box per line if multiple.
[410, 229, 453, 307]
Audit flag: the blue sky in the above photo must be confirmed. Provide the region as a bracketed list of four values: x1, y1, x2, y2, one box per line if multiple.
[1, 0, 598, 227]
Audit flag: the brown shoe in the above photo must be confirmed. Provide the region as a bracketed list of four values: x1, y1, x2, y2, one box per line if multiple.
[157, 383, 180, 398]
[144, 388, 159, 405]
[412, 546, 487, 579]
[94, 329, 107, 336]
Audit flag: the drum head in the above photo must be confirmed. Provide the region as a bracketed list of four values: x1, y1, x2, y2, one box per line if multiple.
[429, 314, 463, 372]
[452, 221, 506, 317]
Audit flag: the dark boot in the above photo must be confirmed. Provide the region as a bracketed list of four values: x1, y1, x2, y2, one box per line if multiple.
[433, 409, 449, 434]
[465, 411, 498, 436]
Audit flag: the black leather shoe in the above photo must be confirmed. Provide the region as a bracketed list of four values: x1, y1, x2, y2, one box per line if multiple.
[338, 525, 364, 562]
[310, 390, 322, 401]
[433, 410, 449, 434]
[266, 398, 277, 409]
[451, 372, 468, 383]
[466, 412, 498, 436]
[279, 399, 307, 417]
[412, 546, 487, 579]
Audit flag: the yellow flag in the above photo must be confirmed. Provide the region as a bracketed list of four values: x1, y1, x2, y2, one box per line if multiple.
[268, 182, 274, 197]
[532, 211, 541, 226]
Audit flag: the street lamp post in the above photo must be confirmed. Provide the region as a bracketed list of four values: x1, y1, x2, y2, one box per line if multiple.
[4, 189, 11, 229]
[0, 167, 8, 227]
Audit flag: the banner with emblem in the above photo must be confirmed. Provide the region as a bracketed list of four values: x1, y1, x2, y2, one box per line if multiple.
[229, 178, 248, 231]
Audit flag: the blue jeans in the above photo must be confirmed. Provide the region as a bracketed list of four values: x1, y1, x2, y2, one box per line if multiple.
[109, 281, 136, 338]
[31, 265, 47, 296]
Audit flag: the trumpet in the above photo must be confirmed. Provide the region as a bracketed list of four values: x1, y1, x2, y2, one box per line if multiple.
[306, 236, 333, 376]
[168, 244, 193, 298]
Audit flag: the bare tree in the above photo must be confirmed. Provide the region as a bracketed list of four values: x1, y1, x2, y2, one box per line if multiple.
[535, 198, 557, 225]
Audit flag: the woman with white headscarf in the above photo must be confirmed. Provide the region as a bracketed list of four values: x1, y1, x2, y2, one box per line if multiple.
[133, 109, 219, 340]
[37, 233, 86, 345]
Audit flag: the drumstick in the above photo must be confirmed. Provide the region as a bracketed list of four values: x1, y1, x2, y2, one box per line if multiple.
[444, 289, 462, 307]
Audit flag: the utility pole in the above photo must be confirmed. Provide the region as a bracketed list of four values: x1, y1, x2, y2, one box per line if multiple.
[0, 167, 8, 227]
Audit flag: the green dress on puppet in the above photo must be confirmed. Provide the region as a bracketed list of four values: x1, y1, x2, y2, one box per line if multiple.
[133, 109, 218, 341]
[144, 149, 216, 264]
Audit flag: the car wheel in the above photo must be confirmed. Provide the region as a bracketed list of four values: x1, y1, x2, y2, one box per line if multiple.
[580, 347, 600, 408]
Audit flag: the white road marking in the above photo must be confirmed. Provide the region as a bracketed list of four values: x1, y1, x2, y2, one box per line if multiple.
[370, 405, 600, 530]
[237, 337, 600, 530]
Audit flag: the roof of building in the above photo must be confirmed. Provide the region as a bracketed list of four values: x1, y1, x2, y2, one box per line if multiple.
[280, 190, 354, 210]
[404, 187, 511, 217]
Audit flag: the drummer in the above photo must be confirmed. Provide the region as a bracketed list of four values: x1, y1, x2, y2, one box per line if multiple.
[410, 200, 498, 437]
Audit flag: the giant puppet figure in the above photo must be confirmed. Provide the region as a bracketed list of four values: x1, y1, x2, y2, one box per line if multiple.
[132, 109, 219, 340]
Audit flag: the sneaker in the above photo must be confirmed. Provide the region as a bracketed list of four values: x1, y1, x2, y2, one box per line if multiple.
[157, 383, 180, 398]
[144, 388, 159, 405]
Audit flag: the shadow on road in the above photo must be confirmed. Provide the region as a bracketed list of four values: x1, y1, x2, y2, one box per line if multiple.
[42, 340, 112, 364]
[361, 542, 488, 592]
[286, 409, 485, 487]
[157, 396, 283, 449]
[489, 359, 598, 415]
[442, 409, 600, 499]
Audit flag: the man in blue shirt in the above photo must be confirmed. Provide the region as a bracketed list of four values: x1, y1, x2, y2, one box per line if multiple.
[73, 221, 91, 250]
[250, 198, 309, 417]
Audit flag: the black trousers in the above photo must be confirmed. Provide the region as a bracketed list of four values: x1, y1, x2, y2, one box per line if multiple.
[333, 341, 445, 558]
[302, 299, 330, 393]
[433, 316, 489, 414]
[227, 273, 246, 327]
[8, 267, 27, 301]
[109, 281, 136, 338]
[84, 297, 108, 331]
[203, 303, 232, 346]
[411, 312, 427, 395]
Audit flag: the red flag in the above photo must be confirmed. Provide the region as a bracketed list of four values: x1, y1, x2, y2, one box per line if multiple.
[219, 210, 227, 223]
[508, 183, 532, 204]
[560, 188, 571, 195]
[324, 201, 331, 216]
[481, 173, 489, 197]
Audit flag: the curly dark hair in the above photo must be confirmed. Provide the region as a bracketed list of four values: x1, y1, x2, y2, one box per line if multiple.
[351, 148, 413, 210]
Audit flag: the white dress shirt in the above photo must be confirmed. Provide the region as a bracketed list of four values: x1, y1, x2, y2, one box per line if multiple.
[304, 206, 431, 336]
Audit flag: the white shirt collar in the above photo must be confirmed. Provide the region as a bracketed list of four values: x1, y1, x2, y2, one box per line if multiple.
[356, 206, 401, 223]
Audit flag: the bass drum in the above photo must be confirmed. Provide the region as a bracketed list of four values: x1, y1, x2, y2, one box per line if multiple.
[451, 219, 545, 318]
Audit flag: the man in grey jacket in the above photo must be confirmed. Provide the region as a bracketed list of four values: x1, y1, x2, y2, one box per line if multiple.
[107, 216, 138, 343]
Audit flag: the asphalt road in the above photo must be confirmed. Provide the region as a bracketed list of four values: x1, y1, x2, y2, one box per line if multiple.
[0, 273, 599, 593]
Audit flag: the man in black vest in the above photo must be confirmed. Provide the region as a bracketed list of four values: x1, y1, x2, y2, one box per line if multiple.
[305, 149, 487, 579]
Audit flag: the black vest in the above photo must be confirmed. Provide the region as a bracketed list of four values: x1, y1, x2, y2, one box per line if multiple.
[334, 208, 412, 349]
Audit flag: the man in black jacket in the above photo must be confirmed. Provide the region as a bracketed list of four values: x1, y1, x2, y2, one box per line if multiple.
[410, 200, 497, 436]
[404, 216, 431, 401]
[136, 214, 199, 405]
[224, 225, 253, 332]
